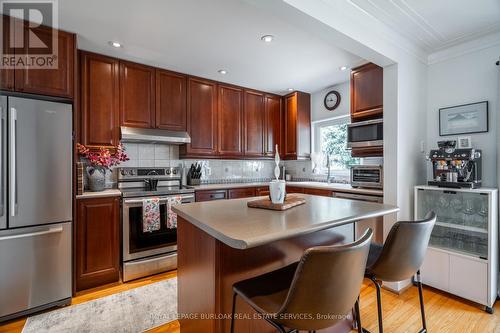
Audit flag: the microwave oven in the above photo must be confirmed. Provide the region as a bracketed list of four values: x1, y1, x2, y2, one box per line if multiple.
[347, 118, 383, 148]
[350, 165, 383, 189]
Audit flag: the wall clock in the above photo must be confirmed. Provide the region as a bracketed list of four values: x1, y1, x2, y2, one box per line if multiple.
[324, 90, 341, 111]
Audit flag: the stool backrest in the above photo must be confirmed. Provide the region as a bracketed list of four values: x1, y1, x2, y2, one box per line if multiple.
[274, 229, 372, 331]
[369, 211, 436, 282]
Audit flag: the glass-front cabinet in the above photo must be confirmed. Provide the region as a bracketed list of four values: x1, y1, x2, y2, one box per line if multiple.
[414, 186, 498, 312]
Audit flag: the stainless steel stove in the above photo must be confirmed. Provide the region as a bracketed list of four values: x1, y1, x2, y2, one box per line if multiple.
[117, 167, 195, 281]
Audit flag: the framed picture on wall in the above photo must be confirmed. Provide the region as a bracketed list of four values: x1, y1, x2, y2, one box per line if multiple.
[439, 101, 488, 136]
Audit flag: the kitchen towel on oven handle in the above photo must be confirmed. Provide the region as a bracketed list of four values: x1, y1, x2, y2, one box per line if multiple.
[167, 196, 182, 229]
[143, 197, 161, 232]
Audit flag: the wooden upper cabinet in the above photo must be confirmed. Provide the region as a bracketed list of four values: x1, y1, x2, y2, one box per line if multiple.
[14, 24, 75, 98]
[264, 94, 282, 157]
[76, 196, 120, 291]
[218, 84, 243, 156]
[155, 69, 187, 131]
[181, 77, 218, 156]
[79, 51, 120, 149]
[243, 90, 265, 157]
[120, 61, 155, 128]
[284, 91, 311, 160]
[350, 63, 383, 120]
[0, 15, 14, 91]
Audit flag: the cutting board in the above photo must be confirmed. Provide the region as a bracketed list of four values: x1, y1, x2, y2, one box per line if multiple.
[247, 194, 306, 211]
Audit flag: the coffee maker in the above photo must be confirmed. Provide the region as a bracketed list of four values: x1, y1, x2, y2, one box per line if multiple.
[427, 140, 482, 189]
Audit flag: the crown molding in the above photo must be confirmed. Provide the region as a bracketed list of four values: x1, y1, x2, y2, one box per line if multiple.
[428, 30, 500, 65]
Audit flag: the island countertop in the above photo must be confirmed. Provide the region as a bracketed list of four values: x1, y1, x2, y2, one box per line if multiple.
[173, 194, 398, 249]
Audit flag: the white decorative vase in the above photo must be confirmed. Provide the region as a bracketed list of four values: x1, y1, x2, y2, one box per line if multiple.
[269, 180, 286, 204]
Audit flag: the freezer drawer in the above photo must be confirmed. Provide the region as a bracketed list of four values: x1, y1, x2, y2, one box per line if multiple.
[0, 222, 72, 320]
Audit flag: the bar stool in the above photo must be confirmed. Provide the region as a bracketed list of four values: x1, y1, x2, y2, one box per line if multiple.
[363, 212, 436, 333]
[230, 229, 373, 333]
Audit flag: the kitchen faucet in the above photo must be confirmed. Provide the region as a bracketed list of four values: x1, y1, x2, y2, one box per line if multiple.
[326, 155, 334, 184]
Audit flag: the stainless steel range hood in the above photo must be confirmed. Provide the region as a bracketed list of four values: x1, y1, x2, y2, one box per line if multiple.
[120, 126, 191, 144]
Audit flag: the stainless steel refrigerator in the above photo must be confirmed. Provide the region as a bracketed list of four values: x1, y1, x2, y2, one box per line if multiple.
[0, 95, 72, 322]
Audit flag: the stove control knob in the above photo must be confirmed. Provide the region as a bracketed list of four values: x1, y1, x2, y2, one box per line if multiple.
[121, 170, 126, 176]
[129, 170, 135, 176]
[172, 169, 177, 175]
[166, 169, 171, 175]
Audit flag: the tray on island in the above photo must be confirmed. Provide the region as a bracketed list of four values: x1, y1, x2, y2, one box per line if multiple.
[247, 194, 306, 211]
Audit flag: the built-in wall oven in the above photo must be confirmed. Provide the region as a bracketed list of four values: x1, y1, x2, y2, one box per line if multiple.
[347, 118, 383, 148]
[119, 167, 195, 282]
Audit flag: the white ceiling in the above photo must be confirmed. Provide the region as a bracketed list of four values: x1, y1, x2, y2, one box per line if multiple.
[57, 0, 363, 95]
[349, 0, 500, 53]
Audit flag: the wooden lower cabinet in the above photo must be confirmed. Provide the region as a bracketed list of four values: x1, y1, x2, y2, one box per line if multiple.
[303, 188, 333, 197]
[76, 196, 120, 291]
[285, 186, 305, 194]
[228, 187, 256, 199]
[195, 190, 227, 202]
[255, 186, 270, 196]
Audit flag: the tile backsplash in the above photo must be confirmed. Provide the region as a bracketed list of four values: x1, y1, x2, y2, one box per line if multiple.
[89, 143, 364, 188]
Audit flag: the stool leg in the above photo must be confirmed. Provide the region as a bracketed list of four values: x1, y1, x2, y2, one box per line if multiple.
[416, 270, 427, 333]
[230, 292, 237, 333]
[370, 277, 383, 333]
[354, 298, 363, 333]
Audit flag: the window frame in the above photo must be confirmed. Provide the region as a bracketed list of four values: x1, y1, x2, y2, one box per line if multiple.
[312, 114, 357, 176]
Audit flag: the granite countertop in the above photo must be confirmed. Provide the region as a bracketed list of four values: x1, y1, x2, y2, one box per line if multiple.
[76, 189, 122, 199]
[173, 194, 398, 249]
[193, 181, 383, 196]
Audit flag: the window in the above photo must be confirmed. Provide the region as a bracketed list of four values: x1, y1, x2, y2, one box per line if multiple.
[313, 115, 360, 174]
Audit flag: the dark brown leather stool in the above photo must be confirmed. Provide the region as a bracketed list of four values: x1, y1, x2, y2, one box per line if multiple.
[363, 212, 436, 333]
[230, 229, 373, 333]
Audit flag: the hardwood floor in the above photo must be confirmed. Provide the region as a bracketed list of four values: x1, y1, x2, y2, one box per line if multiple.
[1, 271, 498, 333]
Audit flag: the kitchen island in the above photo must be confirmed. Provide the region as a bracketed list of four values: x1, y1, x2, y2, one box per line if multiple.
[173, 194, 398, 333]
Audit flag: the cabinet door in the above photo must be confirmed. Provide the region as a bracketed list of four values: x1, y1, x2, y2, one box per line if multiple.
[0, 15, 14, 91]
[80, 51, 119, 148]
[264, 94, 282, 157]
[286, 186, 304, 194]
[120, 61, 155, 128]
[420, 247, 449, 292]
[256, 186, 270, 196]
[155, 69, 187, 131]
[350, 63, 383, 120]
[243, 90, 265, 157]
[195, 190, 227, 202]
[303, 188, 333, 197]
[15, 25, 75, 98]
[284, 94, 297, 159]
[218, 85, 243, 156]
[449, 254, 488, 305]
[183, 77, 218, 156]
[228, 187, 256, 199]
[76, 197, 120, 291]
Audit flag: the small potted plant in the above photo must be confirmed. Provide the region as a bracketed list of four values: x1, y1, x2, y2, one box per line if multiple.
[77, 143, 129, 192]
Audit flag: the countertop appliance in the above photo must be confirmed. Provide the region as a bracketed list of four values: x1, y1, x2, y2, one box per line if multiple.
[0, 95, 72, 322]
[350, 165, 383, 189]
[347, 118, 383, 149]
[118, 167, 195, 282]
[428, 140, 481, 189]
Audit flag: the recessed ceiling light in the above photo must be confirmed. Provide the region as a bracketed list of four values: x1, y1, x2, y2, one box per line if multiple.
[218, 69, 227, 75]
[109, 41, 122, 48]
[339, 66, 348, 71]
[287, 88, 294, 91]
[261, 35, 274, 43]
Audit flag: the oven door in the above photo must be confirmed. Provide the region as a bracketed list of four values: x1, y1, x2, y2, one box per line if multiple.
[122, 194, 194, 261]
[347, 119, 383, 148]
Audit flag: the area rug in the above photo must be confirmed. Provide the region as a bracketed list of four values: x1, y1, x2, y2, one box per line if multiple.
[22, 278, 178, 333]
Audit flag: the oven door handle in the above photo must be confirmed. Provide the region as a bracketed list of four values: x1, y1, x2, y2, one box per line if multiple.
[123, 195, 195, 205]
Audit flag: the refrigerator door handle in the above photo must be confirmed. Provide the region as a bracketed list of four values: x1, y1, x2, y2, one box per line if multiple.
[0, 226, 63, 241]
[9, 107, 16, 217]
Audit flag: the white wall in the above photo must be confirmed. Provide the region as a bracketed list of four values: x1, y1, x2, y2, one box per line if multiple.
[427, 45, 500, 187]
[311, 81, 350, 121]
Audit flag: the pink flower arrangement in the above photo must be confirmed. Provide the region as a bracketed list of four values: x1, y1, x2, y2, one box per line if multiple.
[77, 143, 129, 169]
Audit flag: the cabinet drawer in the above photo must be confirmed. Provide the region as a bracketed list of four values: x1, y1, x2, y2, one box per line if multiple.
[228, 188, 256, 199]
[256, 186, 270, 196]
[420, 247, 449, 292]
[195, 190, 227, 202]
[303, 188, 333, 197]
[449, 254, 488, 305]
[286, 186, 304, 194]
